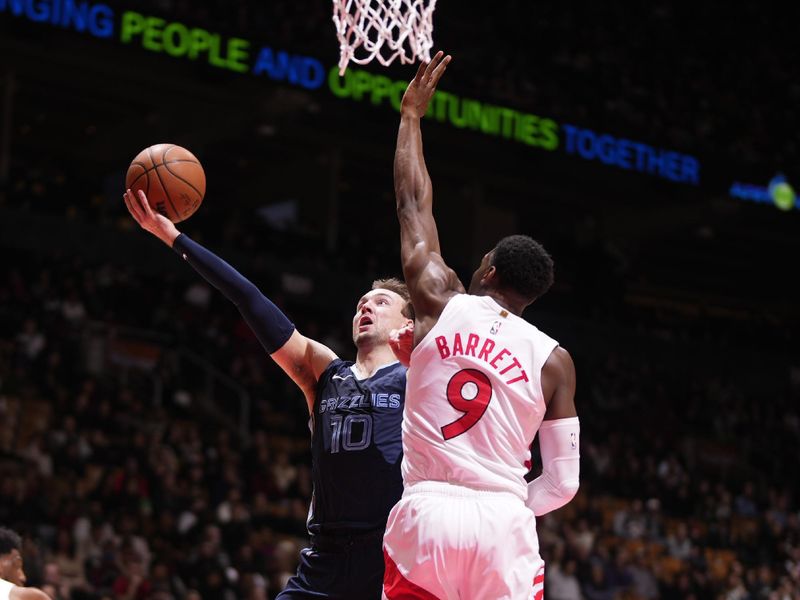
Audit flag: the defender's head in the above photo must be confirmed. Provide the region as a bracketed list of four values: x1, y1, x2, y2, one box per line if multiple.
[0, 527, 25, 586]
[468, 235, 554, 307]
[352, 278, 414, 348]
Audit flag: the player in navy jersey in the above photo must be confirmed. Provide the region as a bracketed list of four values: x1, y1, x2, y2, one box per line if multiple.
[124, 189, 412, 599]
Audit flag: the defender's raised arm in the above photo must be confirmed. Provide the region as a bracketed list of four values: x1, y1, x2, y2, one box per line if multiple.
[395, 52, 463, 339]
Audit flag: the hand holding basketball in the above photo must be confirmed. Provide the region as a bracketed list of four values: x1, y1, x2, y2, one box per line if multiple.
[125, 144, 205, 223]
[402, 51, 452, 119]
[124, 188, 181, 247]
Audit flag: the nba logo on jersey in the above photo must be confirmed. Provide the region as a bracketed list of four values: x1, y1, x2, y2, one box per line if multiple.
[490, 309, 508, 334]
[571, 432, 577, 449]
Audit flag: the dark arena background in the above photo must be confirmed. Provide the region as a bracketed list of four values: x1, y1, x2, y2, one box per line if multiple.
[1, 1, 799, 599]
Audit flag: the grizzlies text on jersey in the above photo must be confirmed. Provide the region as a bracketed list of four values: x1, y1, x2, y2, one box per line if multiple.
[309, 359, 406, 535]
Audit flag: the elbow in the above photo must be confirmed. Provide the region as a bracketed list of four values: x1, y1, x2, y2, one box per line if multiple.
[394, 175, 432, 207]
[396, 198, 420, 223]
[395, 188, 417, 210]
[401, 252, 421, 277]
[526, 472, 580, 517]
[559, 479, 580, 503]
[547, 474, 580, 507]
[231, 281, 260, 308]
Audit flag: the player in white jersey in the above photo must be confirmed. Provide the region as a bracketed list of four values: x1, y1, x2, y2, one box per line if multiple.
[0, 528, 51, 600]
[381, 53, 581, 600]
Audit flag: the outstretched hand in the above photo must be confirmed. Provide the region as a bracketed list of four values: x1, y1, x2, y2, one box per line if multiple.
[389, 322, 415, 367]
[124, 188, 180, 247]
[401, 51, 452, 119]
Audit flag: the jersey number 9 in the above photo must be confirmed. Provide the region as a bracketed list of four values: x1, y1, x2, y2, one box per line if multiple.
[441, 368, 493, 440]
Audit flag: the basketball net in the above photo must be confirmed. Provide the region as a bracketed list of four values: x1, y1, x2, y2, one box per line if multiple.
[332, 0, 438, 75]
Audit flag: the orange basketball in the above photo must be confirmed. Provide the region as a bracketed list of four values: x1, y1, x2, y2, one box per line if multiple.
[125, 144, 206, 223]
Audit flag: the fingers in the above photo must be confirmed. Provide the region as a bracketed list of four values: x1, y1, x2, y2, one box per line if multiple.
[124, 189, 143, 222]
[414, 59, 428, 83]
[423, 51, 445, 81]
[416, 50, 447, 83]
[429, 54, 451, 87]
[124, 188, 159, 226]
[135, 189, 156, 219]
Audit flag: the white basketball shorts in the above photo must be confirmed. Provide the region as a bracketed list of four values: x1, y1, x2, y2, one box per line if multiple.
[382, 481, 545, 600]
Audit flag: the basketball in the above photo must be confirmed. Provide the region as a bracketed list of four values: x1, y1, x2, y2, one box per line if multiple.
[125, 144, 206, 223]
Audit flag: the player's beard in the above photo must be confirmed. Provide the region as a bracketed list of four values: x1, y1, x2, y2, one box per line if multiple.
[353, 325, 387, 349]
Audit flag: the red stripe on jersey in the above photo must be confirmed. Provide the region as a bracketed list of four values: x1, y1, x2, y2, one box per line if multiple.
[383, 549, 441, 599]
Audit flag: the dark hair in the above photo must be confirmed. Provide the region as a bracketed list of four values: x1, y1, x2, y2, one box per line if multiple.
[0, 527, 21, 554]
[372, 277, 415, 319]
[490, 235, 554, 301]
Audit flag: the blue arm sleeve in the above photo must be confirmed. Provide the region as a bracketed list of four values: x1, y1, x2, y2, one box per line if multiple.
[172, 234, 295, 353]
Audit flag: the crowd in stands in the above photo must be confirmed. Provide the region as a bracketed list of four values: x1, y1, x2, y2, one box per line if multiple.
[1, 248, 316, 599]
[2, 4, 799, 599]
[1, 232, 798, 599]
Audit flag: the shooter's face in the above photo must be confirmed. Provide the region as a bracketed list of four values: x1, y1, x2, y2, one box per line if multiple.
[0, 549, 25, 586]
[352, 289, 411, 347]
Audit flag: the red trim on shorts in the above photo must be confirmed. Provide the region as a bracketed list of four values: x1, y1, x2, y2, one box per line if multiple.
[383, 549, 441, 599]
[533, 566, 545, 600]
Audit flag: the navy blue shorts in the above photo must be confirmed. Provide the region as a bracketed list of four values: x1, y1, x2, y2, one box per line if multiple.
[276, 530, 385, 600]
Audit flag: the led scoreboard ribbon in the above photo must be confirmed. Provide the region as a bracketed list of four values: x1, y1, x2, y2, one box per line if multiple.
[2, 0, 701, 186]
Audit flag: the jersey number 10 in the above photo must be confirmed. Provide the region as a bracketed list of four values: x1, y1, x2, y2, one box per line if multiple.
[330, 414, 372, 453]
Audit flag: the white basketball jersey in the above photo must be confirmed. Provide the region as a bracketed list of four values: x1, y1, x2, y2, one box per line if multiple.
[401, 293, 558, 500]
[0, 577, 13, 600]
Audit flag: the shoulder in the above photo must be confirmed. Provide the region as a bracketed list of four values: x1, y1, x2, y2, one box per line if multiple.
[543, 346, 575, 380]
[10, 588, 52, 600]
[362, 361, 407, 384]
[541, 346, 577, 419]
[421, 293, 499, 330]
[378, 361, 408, 383]
[361, 362, 407, 392]
[541, 346, 576, 401]
[317, 358, 351, 380]
[408, 254, 465, 321]
[413, 292, 467, 341]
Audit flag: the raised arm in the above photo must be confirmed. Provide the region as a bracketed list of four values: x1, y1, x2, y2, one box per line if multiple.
[395, 52, 464, 339]
[124, 189, 336, 412]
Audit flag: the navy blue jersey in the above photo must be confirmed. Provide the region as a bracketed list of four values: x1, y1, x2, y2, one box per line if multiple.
[308, 359, 406, 536]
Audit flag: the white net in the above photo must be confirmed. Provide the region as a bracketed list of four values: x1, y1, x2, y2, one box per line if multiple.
[332, 0, 438, 75]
